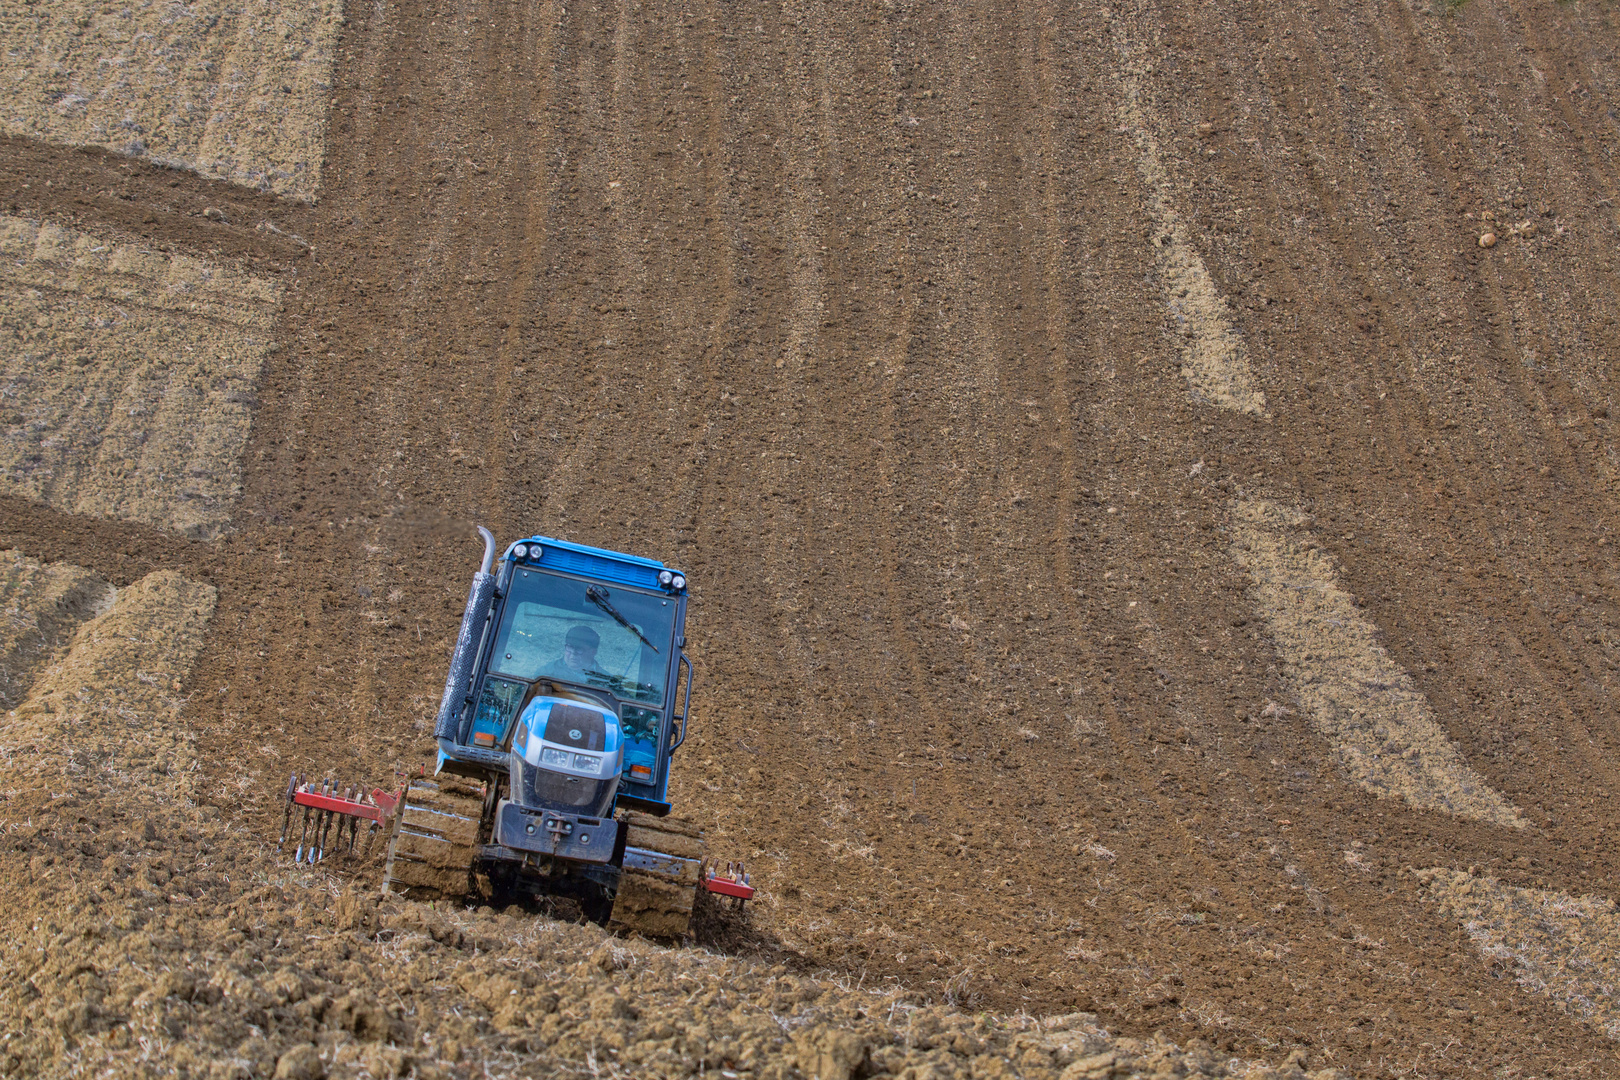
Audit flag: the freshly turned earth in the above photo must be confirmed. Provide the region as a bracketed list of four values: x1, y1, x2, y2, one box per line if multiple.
[4, 0, 1620, 1077]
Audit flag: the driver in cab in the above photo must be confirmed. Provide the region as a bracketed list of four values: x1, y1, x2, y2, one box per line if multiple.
[538, 624, 601, 683]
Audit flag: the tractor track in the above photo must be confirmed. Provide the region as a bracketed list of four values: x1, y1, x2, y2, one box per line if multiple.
[2, 0, 1620, 1075]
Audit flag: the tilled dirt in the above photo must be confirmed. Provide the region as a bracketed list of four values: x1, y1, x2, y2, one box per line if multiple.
[0, 763, 1348, 1080]
[5, 0, 1620, 1077]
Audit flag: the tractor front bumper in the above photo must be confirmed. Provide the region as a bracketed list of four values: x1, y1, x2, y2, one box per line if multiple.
[493, 801, 618, 864]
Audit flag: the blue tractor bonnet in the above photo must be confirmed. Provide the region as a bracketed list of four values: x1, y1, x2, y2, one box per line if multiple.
[516, 697, 623, 773]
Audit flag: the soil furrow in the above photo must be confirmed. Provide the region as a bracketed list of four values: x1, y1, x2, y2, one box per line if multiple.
[9, 0, 1620, 1075]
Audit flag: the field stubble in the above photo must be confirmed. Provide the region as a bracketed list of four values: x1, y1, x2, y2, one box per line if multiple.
[0, 0, 343, 201]
[1230, 499, 1524, 828]
[0, 213, 281, 538]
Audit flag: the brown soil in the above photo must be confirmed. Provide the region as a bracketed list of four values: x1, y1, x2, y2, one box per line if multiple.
[5, 0, 1620, 1076]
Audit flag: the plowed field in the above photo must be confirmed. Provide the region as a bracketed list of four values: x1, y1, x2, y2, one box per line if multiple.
[4, 0, 1620, 1077]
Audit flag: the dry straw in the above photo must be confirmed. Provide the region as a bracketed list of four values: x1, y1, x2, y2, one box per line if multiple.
[1230, 499, 1524, 827]
[0, 566, 215, 804]
[0, 0, 343, 201]
[0, 549, 115, 712]
[1420, 868, 1620, 1041]
[0, 214, 282, 538]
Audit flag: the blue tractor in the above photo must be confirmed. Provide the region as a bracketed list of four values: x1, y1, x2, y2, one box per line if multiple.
[383, 527, 731, 935]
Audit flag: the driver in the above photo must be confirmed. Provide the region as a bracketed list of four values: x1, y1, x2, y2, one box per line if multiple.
[538, 624, 600, 682]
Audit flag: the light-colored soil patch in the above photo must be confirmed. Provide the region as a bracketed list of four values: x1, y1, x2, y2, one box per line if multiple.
[1231, 499, 1524, 827]
[1110, 23, 1267, 417]
[0, 569, 214, 802]
[0, 214, 282, 538]
[0, 548, 114, 712]
[1419, 868, 1620, 1041]
[0, 0, 343, 201]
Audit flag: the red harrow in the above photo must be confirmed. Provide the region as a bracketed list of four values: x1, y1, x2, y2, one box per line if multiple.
[278, 773, 409, 865]
[704, 861, 755, 907]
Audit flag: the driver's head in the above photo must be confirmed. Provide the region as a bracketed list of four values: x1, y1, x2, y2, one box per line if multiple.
[562, 625, 600, 669]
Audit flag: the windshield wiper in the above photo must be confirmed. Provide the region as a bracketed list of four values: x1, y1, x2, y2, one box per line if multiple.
[585, 585, 660, 654]
[580, 668, 656, 699]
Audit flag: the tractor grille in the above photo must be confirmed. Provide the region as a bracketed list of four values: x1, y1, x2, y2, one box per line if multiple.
[544, 704, 606, 750]
[515, 759, 616, 814]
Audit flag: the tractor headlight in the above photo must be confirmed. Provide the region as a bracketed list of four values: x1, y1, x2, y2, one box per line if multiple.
[513, 544, 529, 558]
[573, 753, 600, 771]
[541, 747, 570, 767]
[671, 575, 686, 590]
[658, 570, 673, 586]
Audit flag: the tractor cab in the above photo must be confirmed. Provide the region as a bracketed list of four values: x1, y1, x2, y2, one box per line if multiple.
[434, 533, 692, 818]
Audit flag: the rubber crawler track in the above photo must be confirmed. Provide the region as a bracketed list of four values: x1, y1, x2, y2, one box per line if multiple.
[609, 811, 705, 938]
[383, 776, 485, 901]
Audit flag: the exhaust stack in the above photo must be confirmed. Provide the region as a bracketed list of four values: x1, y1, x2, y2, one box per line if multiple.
[434, 526, 498, 741]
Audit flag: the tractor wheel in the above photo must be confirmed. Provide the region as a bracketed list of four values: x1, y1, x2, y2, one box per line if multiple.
[609, 812, 705, 938]
[383, 775, 484, 901]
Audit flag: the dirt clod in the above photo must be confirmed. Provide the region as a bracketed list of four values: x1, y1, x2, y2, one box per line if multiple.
[793, 1028, 871, 1080]
[273, 1045, 326, 1080]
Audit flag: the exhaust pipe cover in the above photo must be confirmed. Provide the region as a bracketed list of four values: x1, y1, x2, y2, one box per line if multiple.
[434, 527, 498, 741]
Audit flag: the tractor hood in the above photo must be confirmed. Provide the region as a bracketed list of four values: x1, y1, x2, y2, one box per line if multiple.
[509, 696, 623, 817]
[514, 696, 623, 777]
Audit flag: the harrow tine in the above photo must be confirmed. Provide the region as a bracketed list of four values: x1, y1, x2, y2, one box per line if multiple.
[277, 772, 297, 850]
[306, 779, 325, 863]
[327, 786, 343, 861]
[320, 780, 338, 862]
[339, 785, 353, 855]
[294, 779, 312, 863]
[362, 789, 380, 855]
[313, 780, 332, 863]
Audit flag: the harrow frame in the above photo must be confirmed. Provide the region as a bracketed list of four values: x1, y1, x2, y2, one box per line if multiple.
[278, 772, 411, 865]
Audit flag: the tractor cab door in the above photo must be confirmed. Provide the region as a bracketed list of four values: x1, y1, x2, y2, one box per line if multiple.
[613, 608, 691, 816]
